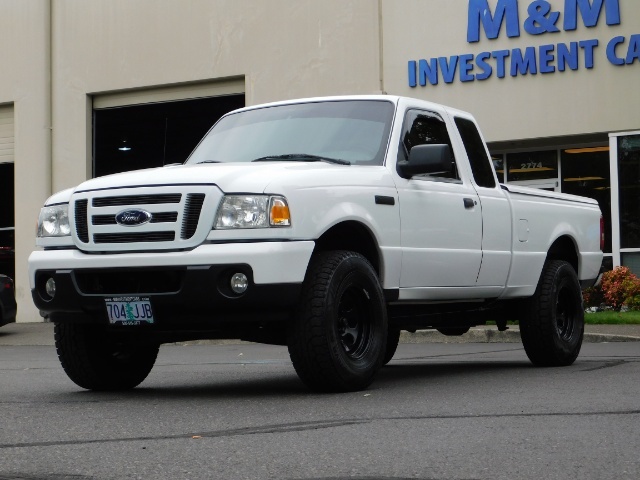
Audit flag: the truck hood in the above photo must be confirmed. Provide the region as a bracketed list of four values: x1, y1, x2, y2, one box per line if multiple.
[50, 162, 385, 203]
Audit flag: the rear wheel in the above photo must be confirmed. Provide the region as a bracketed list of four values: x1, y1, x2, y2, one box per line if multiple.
[520, 260, 584, 366]
[54, 322, 159, 390]
[287, 251, 387, 392]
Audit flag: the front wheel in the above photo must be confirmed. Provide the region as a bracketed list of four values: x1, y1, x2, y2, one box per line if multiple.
[383, 328, 401, 365]
[519, 260, 584, 367]
[287, 251, 387, 392]
[54, 322, 159, 390]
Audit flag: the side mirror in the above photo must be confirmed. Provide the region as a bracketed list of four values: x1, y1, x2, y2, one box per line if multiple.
[397, 144, 452, 179]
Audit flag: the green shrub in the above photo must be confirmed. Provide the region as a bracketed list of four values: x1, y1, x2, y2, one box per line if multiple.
[599, 266, 640, 311]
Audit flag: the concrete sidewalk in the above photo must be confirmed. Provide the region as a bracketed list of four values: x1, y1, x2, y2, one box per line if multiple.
[1, 321, 639, 346]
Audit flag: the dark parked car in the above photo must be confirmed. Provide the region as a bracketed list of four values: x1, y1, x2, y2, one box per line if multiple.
[0, 274, 16, 327]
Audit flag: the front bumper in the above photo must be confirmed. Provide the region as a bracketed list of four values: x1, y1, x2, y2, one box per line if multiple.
[29, 241, 314, 326]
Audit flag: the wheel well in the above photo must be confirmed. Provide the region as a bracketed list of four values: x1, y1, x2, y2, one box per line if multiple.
[547, 236, 579, 274]
[313, 221, 381, 275]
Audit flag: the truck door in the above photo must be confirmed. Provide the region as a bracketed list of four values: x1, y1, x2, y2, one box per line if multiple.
[452, 115, 512, 289]
[395, 109, 482, 290]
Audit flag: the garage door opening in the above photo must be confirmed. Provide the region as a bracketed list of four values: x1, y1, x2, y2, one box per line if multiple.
[0, 163, 14, 280]
[93, 94, 244, 177]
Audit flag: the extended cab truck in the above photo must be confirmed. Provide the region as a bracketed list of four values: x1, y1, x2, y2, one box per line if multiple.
[29, 96, 603, 392]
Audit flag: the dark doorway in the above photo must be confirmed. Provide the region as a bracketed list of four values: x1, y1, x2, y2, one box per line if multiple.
[93, 94, 245, 177]
[0, 162, 14, 280]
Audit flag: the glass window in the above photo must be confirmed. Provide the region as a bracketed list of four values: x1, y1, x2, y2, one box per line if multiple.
[618, 135, 640, 249]
[454, 117, 496, 188]
[561, 147, 611, 253]
[188, 100, 394, 166]
[491, 154, 505, 183]
[397, 110, 459, 180]
[506, 150, 558, 182]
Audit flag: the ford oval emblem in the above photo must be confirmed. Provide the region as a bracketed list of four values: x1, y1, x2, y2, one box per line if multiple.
[115, 209, 152, 226]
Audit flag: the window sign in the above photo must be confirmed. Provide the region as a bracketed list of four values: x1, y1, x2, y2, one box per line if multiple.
[506, 150, 557, 182]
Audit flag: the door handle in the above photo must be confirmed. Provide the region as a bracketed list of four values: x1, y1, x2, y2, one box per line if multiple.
[463, 198, 477, 209]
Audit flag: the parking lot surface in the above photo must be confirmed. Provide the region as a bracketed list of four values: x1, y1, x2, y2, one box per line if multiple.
[0, 340, 639, 480]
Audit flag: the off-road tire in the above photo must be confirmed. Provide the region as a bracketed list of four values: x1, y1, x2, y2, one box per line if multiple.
[383, 328, 401, 365]
[520, 260, 584, 366]
[287, 251, 388, 392]
[54, 322, 159, 390]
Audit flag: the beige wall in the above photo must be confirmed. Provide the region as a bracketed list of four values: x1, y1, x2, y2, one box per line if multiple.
[6, 0, 638, 321]
[0, 0, 51, 322]
[51, 0, 382, 192]
[382, 0, 640, 142]
[7, 0, 382, 321]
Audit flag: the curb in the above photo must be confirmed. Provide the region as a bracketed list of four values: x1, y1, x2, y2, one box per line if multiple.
[399, 328, 640, 344]
[1, 323, 639, 346]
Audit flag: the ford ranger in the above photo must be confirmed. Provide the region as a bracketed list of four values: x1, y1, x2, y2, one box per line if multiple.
[29, 95, 603, 392]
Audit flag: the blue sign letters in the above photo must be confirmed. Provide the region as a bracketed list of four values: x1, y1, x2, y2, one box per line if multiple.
[409, 0, 635, 87]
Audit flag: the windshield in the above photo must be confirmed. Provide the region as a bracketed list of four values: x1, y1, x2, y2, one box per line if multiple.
[186, 100, 395, 166]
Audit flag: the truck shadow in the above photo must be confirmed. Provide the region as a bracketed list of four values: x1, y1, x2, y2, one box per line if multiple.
[63, 360, 537, 402]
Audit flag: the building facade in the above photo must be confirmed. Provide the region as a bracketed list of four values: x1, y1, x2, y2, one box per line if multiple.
[1, 0, 638, 321]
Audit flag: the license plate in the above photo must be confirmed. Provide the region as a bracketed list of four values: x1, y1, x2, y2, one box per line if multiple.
[105, 297, 154, 325]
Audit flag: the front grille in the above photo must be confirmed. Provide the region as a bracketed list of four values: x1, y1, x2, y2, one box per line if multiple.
[181, 194, 206, 239]
[71, 186, 218, 251]
[94, 232, 175, 244]
[75, 200, 89, 243]
[92, 194, 182, 207]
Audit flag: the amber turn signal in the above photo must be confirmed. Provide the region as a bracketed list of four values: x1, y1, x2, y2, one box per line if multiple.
[270, 197, 291, 226]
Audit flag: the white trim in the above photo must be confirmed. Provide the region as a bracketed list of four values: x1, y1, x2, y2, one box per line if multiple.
[620, 249, 640, 253]
[609, 130, 640, 138]
[92, 77, 245, 110]
[609, 135, 621, 267]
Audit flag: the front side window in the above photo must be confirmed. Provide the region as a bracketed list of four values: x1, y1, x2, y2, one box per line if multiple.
[397, 110, 459, 180]
[187, 100, 395, 166]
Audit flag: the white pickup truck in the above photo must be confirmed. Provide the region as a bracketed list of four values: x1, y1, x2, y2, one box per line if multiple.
[29, 95, 603, 392]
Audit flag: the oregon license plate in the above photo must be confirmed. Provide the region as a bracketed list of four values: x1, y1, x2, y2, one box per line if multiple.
[105, 297, 154, 325]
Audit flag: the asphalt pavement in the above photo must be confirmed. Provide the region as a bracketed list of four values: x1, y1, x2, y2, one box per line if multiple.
[1, 320, 639, 346]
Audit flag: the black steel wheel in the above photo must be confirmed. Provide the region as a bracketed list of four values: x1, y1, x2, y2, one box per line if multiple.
[54, 322, 159, 391]
[287, 250, 387, 392]
[520, 260, 584, 366]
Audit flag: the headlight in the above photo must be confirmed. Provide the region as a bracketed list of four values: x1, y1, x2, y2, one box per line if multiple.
[37, 205, 71, 237]
[215, 195, 291, 229]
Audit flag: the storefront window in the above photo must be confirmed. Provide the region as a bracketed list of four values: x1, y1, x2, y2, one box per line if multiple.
[506, 150, 558, 182]
[492, 155, 505, 183]
[561, 147, 611, 253]
[619, 135, 640, 249]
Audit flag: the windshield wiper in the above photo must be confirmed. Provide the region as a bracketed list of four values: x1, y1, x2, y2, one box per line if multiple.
[251, 154, 350, 165]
